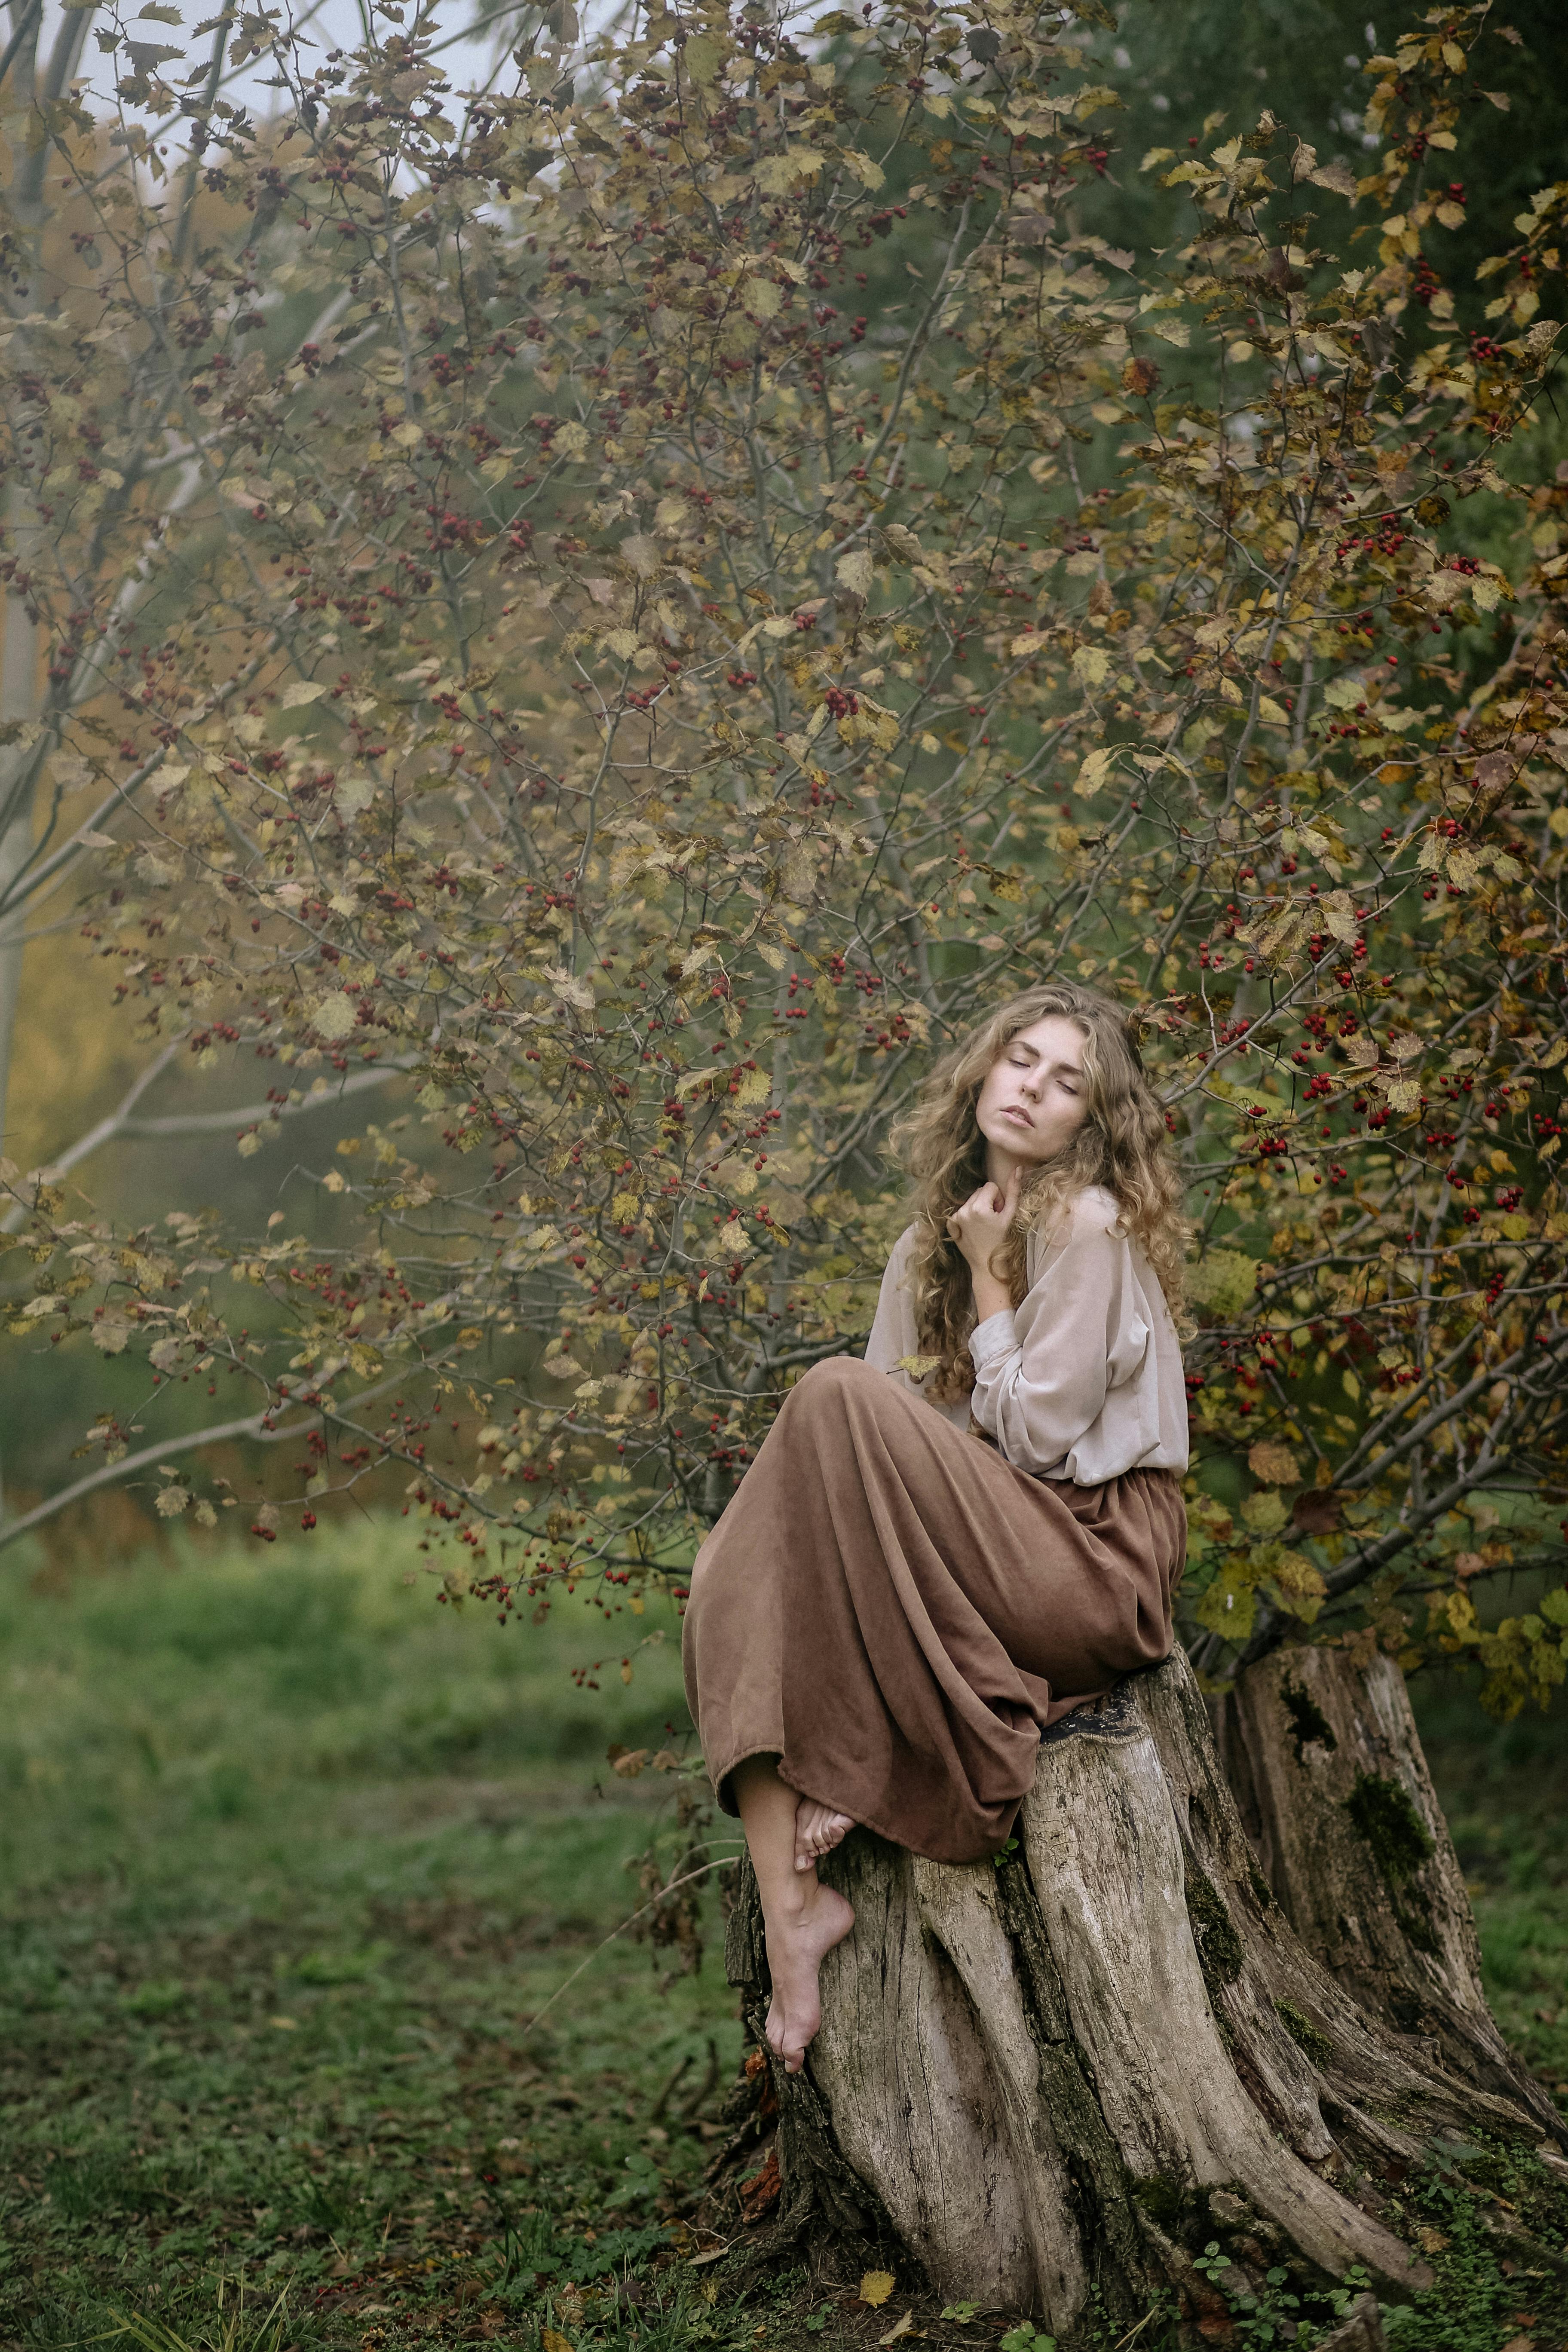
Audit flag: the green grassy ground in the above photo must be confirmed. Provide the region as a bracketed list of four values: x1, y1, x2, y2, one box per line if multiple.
[1415, 1667, 1568, 2115]
[0, 1528, 745, 2348]
[0, 1528, 1563, 2352]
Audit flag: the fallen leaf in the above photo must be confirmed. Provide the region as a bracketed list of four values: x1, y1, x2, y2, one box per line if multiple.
[542, 2331, 575, 2352]
[879, 2314, 919, 2345]
[860, 2271, 896, 2308]
[739, 2146, 781, 2220]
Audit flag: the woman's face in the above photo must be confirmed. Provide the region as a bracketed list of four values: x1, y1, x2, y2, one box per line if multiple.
[974, 1014, 1092, 1171]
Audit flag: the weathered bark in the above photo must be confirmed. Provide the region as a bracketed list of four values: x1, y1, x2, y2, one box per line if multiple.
[714, 1650, 1558, 2342]
[1214, 1642, 1561, 2138]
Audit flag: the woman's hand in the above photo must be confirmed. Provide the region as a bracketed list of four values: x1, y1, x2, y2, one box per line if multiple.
[946, 1168, 1021, 1315]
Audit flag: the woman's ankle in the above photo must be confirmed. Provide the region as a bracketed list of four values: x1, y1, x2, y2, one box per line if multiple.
[764, 1872, 826, 1927]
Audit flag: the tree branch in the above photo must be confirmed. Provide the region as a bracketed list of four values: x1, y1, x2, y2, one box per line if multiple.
[1, 1054, 416, 1232]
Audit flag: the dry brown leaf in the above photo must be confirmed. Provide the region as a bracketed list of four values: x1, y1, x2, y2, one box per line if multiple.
[1247, 1439, 1302, 1486]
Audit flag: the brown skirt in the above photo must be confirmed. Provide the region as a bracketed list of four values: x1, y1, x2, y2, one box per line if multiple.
[681, 1354, 1186, 1865]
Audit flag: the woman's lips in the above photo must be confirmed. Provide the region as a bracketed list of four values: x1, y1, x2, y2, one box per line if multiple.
[1002, 1106, 1034, 1127]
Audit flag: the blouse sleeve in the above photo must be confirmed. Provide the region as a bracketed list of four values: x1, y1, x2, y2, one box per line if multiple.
[968, 1194, 1151, 1474]
[863, 1225, 924, 1385]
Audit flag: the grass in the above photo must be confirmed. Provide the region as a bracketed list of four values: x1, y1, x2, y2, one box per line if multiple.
[1413, 1665, 1568, 2108]
[0, 1525, 744, 2347]
[0, 1526, 1563, 2352]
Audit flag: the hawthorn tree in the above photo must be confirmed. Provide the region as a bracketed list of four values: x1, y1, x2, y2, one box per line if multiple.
[0, 0, 1566, 2321]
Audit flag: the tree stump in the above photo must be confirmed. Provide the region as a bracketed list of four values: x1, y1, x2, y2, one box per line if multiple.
[1215, 1642, 1560, 2138]
[718, 1649, 1559, 2338]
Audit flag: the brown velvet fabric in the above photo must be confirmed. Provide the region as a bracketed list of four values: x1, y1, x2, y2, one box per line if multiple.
[681, 1355, 1187, 1865]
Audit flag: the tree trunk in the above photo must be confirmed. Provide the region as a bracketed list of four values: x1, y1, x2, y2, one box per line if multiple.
[1215, 1642, 1561, 2139]
[713, 1650, 1560, 2340]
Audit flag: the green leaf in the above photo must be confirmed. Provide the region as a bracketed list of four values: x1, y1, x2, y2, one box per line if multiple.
[1185, 1248, 1255, 1317]
[682, 31, 725, 83]
[1192, 1565, 1259, 1643]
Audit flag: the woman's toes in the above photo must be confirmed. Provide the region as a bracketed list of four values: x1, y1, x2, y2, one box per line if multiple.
[794, 1797, 855, 1874]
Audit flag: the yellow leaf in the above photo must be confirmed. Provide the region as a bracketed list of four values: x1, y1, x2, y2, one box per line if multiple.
[1071, 645, 1109, 689]
[1440, 38, 1465, 71]
[1193, 1565, 1257, 1642]
[1077, 744, 1115, 796]
[312, 992, 357, 1041]
[683, 30, 724, 82]
[1271, 1550, 1327, 1620]
[860, 2272, 896, 2308]
[543, 2333, 575, 2352]
[1185, 1248, 1255, 1317]
[836, 548, 874, 598]
[1241, 1489, 1288, 1536]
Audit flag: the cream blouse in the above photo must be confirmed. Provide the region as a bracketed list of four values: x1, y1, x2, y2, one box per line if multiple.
[863, 1185, 1189, 1483]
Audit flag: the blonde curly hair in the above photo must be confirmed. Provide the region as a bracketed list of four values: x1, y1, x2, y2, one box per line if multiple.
[886, 981, 1188, 1402]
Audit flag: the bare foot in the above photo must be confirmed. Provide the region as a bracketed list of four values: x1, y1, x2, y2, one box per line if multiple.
[794, 1796, 857, 1873]
[762, 1883, 855, 2074]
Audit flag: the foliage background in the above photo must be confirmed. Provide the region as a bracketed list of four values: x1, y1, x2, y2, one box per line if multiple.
[0, 0, 1566, 1705]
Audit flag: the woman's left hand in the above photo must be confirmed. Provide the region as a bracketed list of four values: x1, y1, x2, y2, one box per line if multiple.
[946, 1167, 1021, 1280]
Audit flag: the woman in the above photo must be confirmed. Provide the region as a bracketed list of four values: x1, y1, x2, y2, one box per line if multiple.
[682, 982, 1190, 2073]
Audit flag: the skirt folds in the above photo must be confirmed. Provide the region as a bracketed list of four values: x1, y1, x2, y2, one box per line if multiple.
[681, 1355, 1186, 1865]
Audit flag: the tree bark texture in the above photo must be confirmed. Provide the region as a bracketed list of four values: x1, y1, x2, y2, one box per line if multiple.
[716, 1649, 1560, 2339]
[1215, 1642, 1561, 2138]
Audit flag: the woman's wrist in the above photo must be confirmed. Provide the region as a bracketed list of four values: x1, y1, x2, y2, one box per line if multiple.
[969, 1269, 1013, 1326]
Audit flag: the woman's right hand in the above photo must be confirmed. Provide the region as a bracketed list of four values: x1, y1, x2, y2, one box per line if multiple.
[945, 1166, 1021, 1282]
